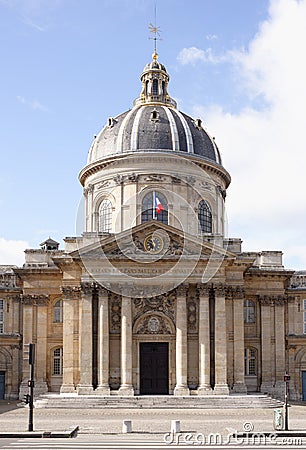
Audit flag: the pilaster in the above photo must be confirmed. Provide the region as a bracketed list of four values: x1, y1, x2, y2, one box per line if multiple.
[259, 296, 273, 392]
[274, 297, 286, 396]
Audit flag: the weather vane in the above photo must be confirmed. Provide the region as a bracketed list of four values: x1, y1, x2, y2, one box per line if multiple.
[149, 2, 162, 59]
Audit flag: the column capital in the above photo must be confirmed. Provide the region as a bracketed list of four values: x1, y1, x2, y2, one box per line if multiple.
[97, 285, 109, 297]
[214, 283, 226, 297]
[61, 285, 81, 298]
[176, 283, 188, 297]
[197, 283, 212, 297]
[20, 294, 49, 305]
[231, 286, 245, 299]
[80, 282, 93, 295]
[258, 294, 287, 306]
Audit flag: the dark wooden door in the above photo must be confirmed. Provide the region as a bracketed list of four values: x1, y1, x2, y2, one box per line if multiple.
[302, 371, 306, 401]
[0, 371, 5, 399]
[140, 342, 169, 395]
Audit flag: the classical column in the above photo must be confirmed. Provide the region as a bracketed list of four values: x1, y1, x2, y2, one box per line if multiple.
[19, 296, 34, 399]
[96, 286, 110, 395]
[260, 296, 273, 393]
[19, 294, 49, 399]
[232, 287, 247, 393]
[174, 284, 190, 396]
[198, 284, 212, 394]
[35, 300, 48, 394]
[77, 283, 94, 394]
[119, 295, 134, 395]
[274, 297, 286, 396]
[214, 285, 229, 395]
[61, 286, 80, 393]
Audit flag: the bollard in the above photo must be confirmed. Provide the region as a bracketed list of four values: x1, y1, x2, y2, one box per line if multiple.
[273, 408, 283, 431]
[171, 420, 180, 433]
[122, 420, 132, 434]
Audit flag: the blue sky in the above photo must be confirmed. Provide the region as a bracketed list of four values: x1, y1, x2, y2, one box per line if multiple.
[1, 0, 306, 270]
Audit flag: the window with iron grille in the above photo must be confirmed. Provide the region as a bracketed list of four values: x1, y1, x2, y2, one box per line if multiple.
[53, 300, 63, 323]
[198, 200, 212, 233]
[0, 300, 4, 334]
[244, 347, 257, 375]
[244, 299, 255, 323]
[142, 191, 168, 224]
[52, 347, 63, 376]
[99, 199, 112, 233]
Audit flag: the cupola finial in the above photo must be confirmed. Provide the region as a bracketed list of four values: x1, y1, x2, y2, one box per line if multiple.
[149, 2, 161, 60]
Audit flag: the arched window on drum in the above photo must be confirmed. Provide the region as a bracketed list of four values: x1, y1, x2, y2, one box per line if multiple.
[142, 191, 168, 225]
[99, 199, 112, 233]
[198, 200, 212, 233]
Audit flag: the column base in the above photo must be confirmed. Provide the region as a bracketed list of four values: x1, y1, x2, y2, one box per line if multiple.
[174, 385, 190, 396]
[60, 384, 76, 394]
[119, 385, 134, 396]
[260, 381, 274, 394]
[213, 384, 229, 395]
[198, 384, 213, 395]
[96, 385, 111, 396]
[19, 380, 48, 399]
[77, 384, 95, 395]
[232, 382, 247, 394]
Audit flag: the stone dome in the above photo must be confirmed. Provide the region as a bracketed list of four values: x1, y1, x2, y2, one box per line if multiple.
[86, 54, 222, 167]
[87, 106, 222, 165]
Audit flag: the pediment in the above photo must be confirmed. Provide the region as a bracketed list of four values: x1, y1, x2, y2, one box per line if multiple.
[69, 221, 236, 262]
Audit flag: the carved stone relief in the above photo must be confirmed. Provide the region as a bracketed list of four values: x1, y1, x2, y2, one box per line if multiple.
[135, 315, 172, 335]
[187, 298, 197, 333]
[109, 292, 121, 333]
[133, 292, 175, 323]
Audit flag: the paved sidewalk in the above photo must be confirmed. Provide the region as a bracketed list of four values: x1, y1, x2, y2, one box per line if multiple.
[0, 400, 306, 437]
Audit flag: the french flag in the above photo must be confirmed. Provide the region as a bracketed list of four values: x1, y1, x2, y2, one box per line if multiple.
[154, 195, 164, 214]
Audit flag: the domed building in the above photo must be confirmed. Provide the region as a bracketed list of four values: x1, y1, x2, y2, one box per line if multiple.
[1, 52, 306, 402]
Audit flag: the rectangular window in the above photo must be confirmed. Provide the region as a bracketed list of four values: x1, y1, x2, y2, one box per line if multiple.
[52, 348, 63, 376]
[0, 300, 4, 334]
[53, 359, 61, 375]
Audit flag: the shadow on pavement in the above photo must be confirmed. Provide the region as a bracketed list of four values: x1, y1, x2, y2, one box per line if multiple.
[0, 400, 22, 414]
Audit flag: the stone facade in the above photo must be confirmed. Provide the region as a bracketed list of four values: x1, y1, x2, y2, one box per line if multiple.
[1, 54, 306, 402]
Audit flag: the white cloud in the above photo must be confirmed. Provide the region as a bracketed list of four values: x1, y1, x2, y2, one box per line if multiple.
[17, 95, 48, 111]
[0, 238, 28, 266]
[177, 46, 226, 65]
[206, 34, 218, 41]
[191, 0, 306, 269]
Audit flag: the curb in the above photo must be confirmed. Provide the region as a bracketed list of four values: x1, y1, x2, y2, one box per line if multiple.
[0, 426, 79, 439]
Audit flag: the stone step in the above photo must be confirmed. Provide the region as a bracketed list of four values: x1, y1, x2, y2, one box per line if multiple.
[34, 394, 284, 409]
